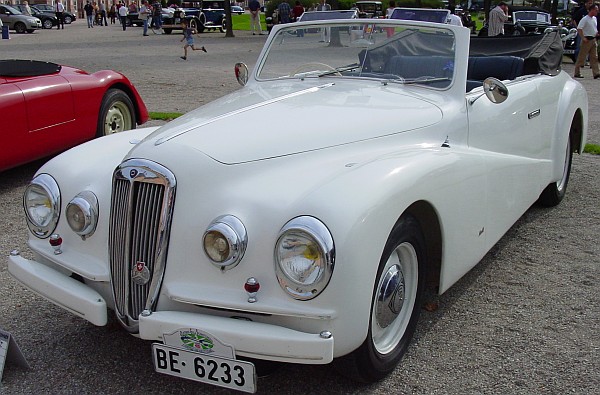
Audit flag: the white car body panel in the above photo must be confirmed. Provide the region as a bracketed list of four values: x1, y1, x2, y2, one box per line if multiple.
[8, 19, 588, 376]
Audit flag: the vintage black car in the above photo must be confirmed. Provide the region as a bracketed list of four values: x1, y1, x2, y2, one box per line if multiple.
[355, 1, 383, 18]
[478, 6, 551, 36]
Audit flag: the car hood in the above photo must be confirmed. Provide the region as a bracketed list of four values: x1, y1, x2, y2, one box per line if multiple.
[136, 81, 443, 164]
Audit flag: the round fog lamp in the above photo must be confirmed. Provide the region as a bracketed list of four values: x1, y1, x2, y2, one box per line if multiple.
[203, 215, 247, 270]
[66, 191, 99, 239]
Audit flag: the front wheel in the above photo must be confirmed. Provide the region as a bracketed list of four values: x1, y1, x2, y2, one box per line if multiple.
[537, 133, 573, 207]
[220, 18, 227, 33]
[64, 15, 73, 24]
[96, 89, 136, 137]
[14, 22, 26, 33]
[335, 214, 426, 382]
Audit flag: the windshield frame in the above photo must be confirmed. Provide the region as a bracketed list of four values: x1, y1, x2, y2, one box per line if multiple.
[255, 20, 458, 90]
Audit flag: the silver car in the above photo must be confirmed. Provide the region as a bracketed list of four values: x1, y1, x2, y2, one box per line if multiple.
[0, 4, 42, 33]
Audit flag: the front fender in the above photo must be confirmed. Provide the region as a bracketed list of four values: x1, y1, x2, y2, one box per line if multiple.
[27, 127, 159, 281]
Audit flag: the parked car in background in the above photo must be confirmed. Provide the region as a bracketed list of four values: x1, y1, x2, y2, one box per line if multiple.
[0, 4, 41, 33]
[479, 6, 551, 36]
[231, 5, 244, 14]
[14, 4, 57, 29]
[32, 3, 76, 23]
[7, 20, 586, 393]
[355, 1, 383, 18]
[0, 59, 148, 172]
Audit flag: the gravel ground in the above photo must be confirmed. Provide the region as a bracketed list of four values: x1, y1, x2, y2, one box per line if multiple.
[0, 20, 599, 394]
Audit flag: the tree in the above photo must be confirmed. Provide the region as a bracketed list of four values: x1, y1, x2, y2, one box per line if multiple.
[224, 0, 234, 37]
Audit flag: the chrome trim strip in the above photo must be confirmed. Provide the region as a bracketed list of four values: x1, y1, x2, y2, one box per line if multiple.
[169, 296, 334, 320]
[154, 83, 335, 145]
[109, 159, 176, 333]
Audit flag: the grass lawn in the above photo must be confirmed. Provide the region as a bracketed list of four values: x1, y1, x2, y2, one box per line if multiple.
[231, 13, 267, 31]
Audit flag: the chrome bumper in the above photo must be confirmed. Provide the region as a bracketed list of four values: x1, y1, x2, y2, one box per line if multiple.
[139, 311, 334, 364]
[7, 253, 108, 326]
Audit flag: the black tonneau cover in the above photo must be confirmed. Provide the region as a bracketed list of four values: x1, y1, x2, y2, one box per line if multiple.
[469, 30, 563, 76]
[0, 60, 62, 78]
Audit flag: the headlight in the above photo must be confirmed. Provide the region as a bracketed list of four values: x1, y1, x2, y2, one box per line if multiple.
[275, 216, 335, 300]
[66, 191, 99, 239]
[203, 215, 247, 270]
[23, 174, 61, 238]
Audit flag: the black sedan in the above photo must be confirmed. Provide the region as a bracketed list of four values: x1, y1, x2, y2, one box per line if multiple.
[27, 3, 76, 23]
[13, 4, 57, 29]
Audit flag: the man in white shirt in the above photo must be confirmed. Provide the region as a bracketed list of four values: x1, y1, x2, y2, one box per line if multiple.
[488, 2, 508, 36]
[574, 3, 599, 78]
[55, 0, 65, 30]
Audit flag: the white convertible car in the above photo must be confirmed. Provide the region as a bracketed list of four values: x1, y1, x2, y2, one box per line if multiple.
[8, 19, 587, 393]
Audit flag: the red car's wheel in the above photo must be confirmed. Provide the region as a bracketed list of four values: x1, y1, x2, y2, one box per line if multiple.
[97, 89, 136, 137]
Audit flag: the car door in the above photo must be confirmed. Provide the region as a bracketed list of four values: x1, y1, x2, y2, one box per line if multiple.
[0, 79, 29, 170]
[466, 79, 545, 250]
[13, 74, 77, 163]
[0, 6, 11, 27]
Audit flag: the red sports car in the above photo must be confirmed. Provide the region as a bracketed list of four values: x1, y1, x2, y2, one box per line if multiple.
[0, 59, 149, 172]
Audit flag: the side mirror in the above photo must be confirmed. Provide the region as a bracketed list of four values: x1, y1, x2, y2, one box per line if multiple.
[235, 62, 248, 86]
[483, 77, 508, 104]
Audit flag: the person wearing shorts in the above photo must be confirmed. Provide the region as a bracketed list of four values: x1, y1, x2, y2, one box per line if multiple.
[180, 20, 207, 60]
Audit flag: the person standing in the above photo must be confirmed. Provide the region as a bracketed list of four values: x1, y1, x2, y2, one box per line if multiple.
[488, 1, 508, 36]
[316, 0, 330, 42]
[84, 0, 94, 28]
[292, 0, 304, 35]
[100, 2, 108, 26]
[55, 0, 65, 30]
[22, 1, 32, 15]
[140, 0, 150, 36]
[248, 0, 263, 35]
[277, 0, 291, 24]
[152, 1, 162, 33]
[574, 3, 600, 78]
[573, 0, 593, 60]
[118, 2, 128, 30]
[109, 3, 116, 24]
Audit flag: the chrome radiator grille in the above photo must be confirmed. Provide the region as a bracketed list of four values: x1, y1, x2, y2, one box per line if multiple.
[108, 159, 176, 332]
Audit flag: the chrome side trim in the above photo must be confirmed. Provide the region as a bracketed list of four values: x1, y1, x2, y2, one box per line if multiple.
[109, 159, 176, 333]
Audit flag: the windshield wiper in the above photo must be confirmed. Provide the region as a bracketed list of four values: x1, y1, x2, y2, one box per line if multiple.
[318, 63, 361, 77]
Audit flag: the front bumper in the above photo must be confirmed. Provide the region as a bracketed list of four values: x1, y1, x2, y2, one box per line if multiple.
[7, 252, 334, 365]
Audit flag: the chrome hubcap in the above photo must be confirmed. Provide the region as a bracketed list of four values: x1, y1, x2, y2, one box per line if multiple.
[371, 242, 418, 355]
[104, 101, 132, 135]
[557, 138, 571, 193]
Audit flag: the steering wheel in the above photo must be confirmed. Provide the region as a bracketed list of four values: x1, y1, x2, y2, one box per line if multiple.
[289, 62, 341, 77]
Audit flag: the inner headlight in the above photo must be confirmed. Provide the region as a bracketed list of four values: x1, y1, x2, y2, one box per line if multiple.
[275, 216, 335, 300]
[66, 191, 99, 239]
[23, 174, 61, 238]
[203, 215, 247, 270]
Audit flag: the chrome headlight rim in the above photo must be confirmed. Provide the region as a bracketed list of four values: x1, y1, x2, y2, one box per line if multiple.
[66, 191, 99, 239]
[23, 173, 61, 239]
[275, 216, 335, 301]
[203, 215, 248, 270]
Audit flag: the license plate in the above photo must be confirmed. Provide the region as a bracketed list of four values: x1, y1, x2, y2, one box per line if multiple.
[175, 17, 180, 23]
[563, 49, 575, 54]
[152, 343, 256, 393]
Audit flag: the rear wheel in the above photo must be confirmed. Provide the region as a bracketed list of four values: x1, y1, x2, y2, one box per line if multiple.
[220, 18, 227, 33]
[537, 132, 573, 207]
[43, 19, 54, 29]
[96, 89, 136, 137]
[335, 214, 426, 382]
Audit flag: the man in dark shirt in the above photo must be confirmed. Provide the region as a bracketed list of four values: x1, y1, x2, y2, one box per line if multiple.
[249, 0, 263, 35]
[278, 0, 291, 24]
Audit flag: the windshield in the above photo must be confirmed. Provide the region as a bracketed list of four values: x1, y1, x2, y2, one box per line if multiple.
[3, 5, 23, 14]
[257, 21, 456, 89]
